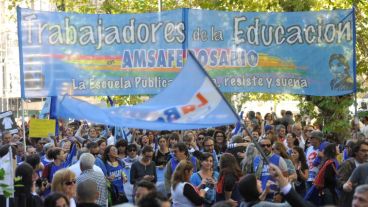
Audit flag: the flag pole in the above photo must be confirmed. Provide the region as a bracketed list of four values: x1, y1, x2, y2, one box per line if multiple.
[21, 98, 26, 154]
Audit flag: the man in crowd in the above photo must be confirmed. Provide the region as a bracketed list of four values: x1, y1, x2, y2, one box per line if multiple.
[76, 153, 108, 207]
[1, 131, 12, 145]
[76, 179, 100, 207]
[164, 142, 199, 195]
[253, 137, 288, 200]
[338, 140, 368, 206]
[134, 180, 157, 205]
[352, 184, 368, 207]
[305, 130, 322, 190]
[292, 123, 305, 149]
[86, 142, 107, 175]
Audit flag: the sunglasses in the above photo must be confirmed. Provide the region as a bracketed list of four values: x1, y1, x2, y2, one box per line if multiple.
[128, 149, 137, 152]
[261, 144, 272, 148]
[64, 179, 76, 186]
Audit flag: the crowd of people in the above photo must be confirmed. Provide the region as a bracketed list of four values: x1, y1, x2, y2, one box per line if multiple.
[1, 110, 368, 207]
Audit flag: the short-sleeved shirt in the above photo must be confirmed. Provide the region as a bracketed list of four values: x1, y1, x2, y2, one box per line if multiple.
[349, 163, 368, 186]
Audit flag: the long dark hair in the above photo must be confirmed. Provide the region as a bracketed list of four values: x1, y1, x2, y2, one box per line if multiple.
[44, 192, 70, 207]
[102, 145, 115, 162]
[14, 163, 36, 207]
[219, 153, 242, 179]
[238, 174, 260, 202]
[292, 146, 308, 170]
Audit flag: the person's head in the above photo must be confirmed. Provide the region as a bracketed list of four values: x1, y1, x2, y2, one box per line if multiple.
[137, 191, 170, 207]
[115, 139, 128, 155]
[134, 180, 157, 204]
[352, 140, 368, 163]
[272, 142, 289, 159]
[26, 145, 37, 156]
[199, 152, 214, 171]
[157, 136, 168, 149]
[126, 144, 138, 158]
[264, 113, 273, 121]
[77, 179, 99, 204]
[169, 133, 179, 148]
[292, 123, 303, 137]
[219, 153, 242, 177]
[172, 142, 188, 161]
[141, 145, 154, 162]
[60, 140, 71, 153]
[259, 137, 273, 155]
[88, 127, 97, 138]
[310, 131, 323, 147]
[304, 125, 314, 138]
[322, 143, 337, 160]
[65, 127, 74, 137]
[353, 184, 368, 207]
[329, 53, 350, 79]
[44, 192, 70, 207]
[276, 125, 286, 137]
[196, 132, 206, 148]
[139, 134, 150, 147]
[203, 137, 214, 153]
[286, 133, 299, 148]
[214, 131, 226, 145]
[25, 154, 43, 180]
[79, 153, 95, 171]
[48, 147, 66, 162]
[171, 160, 194, 189]
[102, 145, 118, 162]
[183, 133, 194, 148]
[2, 131, 12, 144]
[238, 174, 261, 202]
[43, 143, 55, 157]
[97, 138, 107, 155]
[291, 146, 307, 164]
[51, 169, 76, 199]
[86, 142, 99, 156]
[15, 163, 34, 194]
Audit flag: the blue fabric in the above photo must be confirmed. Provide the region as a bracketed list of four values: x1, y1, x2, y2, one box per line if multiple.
[105, 162, 125, 193]
[254, 154, 281, 190]
[190, 171, 219, 203]
[56, 53, 240, 130]
[95, 157, 108, 176]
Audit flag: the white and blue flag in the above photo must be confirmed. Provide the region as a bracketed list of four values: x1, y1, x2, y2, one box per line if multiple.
[56, 52, 240, 130]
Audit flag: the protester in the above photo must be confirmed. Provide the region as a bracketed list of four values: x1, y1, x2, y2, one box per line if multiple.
[153, 136, 171, 167]
[134, 180, 157, 204]
[76, 153, 108, 207]
[102, 145, 128, 203]
[44, 192, 70, 207]
[14, 163, 43, 207]
[51, 169, 77, 207]
[115, 139, 128, 161]
[76, 179, 100, 207]
[190, 152, 219, 205]
[290, 146, 309, 196]
[171, 160, 208, 207]
[216, 153, 242, 206]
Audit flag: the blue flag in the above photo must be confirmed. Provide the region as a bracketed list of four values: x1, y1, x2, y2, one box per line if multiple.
[38, 97, 51, 119]
[56, 52, 240, 130]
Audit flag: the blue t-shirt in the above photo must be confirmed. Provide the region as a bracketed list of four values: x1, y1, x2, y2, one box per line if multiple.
[190, 171, 219, 203]
[105, 161, 125, 193]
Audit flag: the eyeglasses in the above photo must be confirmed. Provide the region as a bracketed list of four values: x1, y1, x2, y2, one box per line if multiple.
[260, 144, 272, 148]
[128, 149, 137, 152]
[64, 179, 76, 186]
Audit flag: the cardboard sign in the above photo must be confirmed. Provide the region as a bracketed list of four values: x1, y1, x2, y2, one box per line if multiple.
[29, 119, 56, 138]
[0, 111, 18, 135]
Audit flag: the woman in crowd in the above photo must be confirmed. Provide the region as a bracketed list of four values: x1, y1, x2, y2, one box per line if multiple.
[153, 136, 171, 167]
[264, 113, 275, 126]
[168, 133, 180, 150]
[190, 152, 219, 206]
[130, 145, 157, 185]
[272, 142, 297, 182]
[103, 145, 128, 202]
[44, 192, 70, 207]
[291, 146, 309, 196]
[171, 160, 208, 207]
[138, 134, 151, 148]
[214, 131, 228, 157]
[216, 153, 242, 205]
[196, 131, 206, 151]
[14, 163, 43, 207]
[97, 138, 107, 158]
[286, 133, 299, 154]
[51, 169, 77, 207]
[241, 143, 257, 174]
[42, 147, 68, 183]
[306, 143, 338, 206]
[116, 139, 128, 161]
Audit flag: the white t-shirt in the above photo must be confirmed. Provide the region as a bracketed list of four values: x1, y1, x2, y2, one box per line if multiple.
[68, 160, 103, 177]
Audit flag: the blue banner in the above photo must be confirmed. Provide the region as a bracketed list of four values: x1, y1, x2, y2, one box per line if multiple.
[17, 7, 355, 97]
[56, 52, 240, 130]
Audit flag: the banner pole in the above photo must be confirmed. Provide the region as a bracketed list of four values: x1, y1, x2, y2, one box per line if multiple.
[21, 98, 27, 154]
